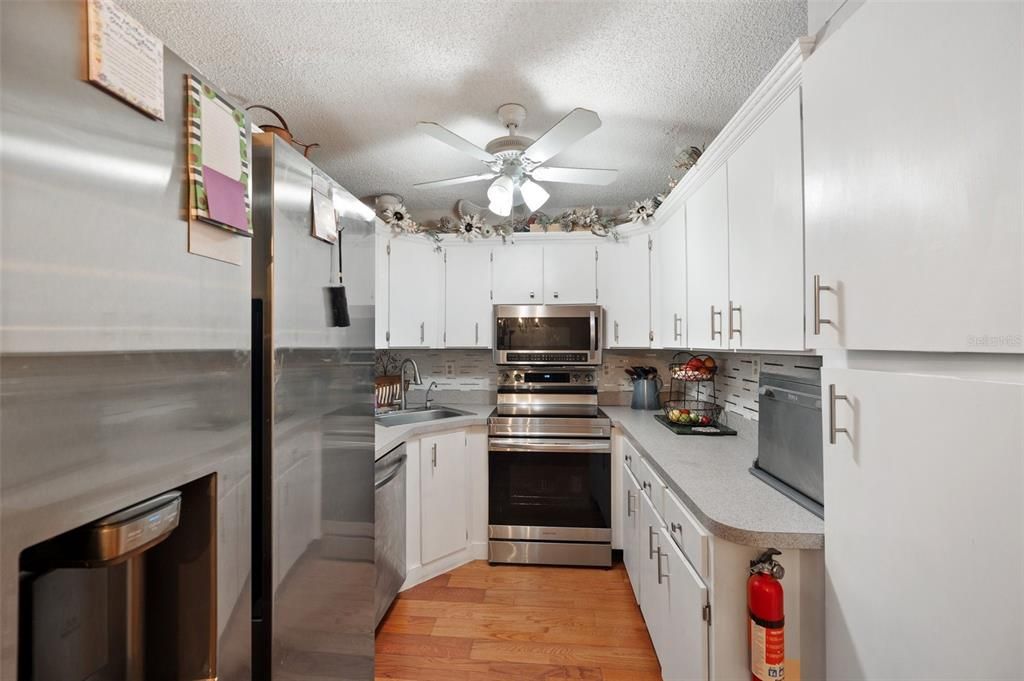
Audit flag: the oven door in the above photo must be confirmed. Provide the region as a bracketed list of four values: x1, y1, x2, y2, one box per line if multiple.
[488, 437, 612, 542]
[493, 304, 602, 365]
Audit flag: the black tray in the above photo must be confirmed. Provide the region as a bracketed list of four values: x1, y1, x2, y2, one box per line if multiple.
[654, 414, 737, 436]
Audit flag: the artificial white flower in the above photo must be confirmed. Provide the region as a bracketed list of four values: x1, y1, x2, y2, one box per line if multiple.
[628, 199, 656, 223]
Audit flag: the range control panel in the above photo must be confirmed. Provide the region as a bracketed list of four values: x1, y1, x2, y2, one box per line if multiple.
[498, 367, 597, 387]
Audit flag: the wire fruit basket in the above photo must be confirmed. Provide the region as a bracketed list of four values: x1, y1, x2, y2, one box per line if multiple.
[669, 353, 719, 382]
[662, 399, 722, 426]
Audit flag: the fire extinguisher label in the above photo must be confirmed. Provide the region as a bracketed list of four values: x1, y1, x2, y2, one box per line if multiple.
[750, 621, 785, 680]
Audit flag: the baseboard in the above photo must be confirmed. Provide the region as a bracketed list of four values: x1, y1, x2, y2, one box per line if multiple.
[401, 541, 488, 591]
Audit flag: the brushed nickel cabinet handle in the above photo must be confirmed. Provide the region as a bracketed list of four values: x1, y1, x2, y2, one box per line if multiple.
[529, 290, 535, 299]
[420, 321, 425, 344]
[656, 546, 668, 585]
[710, 306, 723, 341]
[627, 490, 635, 517]
[614, 320, 620, 344]
[814, 274, 834, 335]
[670, 522, 682, 533]
[475, 322, 479, 345]
[828, 384, 849, 445]
[673, 313, 682, 341]
[729, 300, 742, 340]
[554, 291, 559, 299]
[431, 443, 437, 468]
[648, 525, 658, 559]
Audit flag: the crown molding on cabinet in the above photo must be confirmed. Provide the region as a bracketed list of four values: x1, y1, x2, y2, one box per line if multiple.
[655, 37, 815, 223]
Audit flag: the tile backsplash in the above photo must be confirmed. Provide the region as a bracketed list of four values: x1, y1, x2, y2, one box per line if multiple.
[376, 348, 821, 421]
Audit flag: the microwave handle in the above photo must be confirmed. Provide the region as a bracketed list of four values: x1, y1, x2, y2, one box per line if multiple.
[590, 311, 597, 351]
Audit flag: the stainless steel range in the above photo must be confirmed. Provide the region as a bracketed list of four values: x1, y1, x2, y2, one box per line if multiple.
[488, 365, 612, 567]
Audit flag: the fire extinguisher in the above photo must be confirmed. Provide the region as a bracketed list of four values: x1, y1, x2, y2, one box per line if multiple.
[748, 549, 785, 681]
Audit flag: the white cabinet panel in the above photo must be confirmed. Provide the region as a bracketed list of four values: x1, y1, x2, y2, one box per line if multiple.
[492, 244, 543, 304]
[658, 528, 709, 681]
[804, 2, 1023, 352]
[685, 167, 729, 350]
[822, 369, 1024, 680]
[655, 208, 687, 348]
[388, 236, 442, 347]
[543, 242, 597, 304]
[419, 431, 469, 564]
[727, 89, 805, 351]
[598, 235, 652, 348]
[444, 246, 492, 347]
[663, 488, 710, 580]
[638, 490, 666, 654]
[622, 464, 642, 604]
[374, 229, 390, 348]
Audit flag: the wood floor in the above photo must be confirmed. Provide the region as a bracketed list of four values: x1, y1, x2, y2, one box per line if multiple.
[375, 560, 661, 681]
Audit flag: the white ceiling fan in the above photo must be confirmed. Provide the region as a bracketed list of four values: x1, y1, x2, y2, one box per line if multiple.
[414, 103, 618, 216]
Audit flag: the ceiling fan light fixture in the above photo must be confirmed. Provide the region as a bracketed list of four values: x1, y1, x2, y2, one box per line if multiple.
[520, 178, 550, 212]
[487, 175, 514, 216]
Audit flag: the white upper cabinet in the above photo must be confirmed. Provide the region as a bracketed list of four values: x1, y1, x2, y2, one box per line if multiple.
[387, 236, 442, 347]
[727, 88, 805, 351]
[685, 166, 730, 350]
[655, 207, 687, 348]
[492, 244, 543, 304]
[804, 2, 1023, 353]
[598, 235, 652, 348]
[822, 368, 1024, 680]
[542, 242, 597, 304]
[444, 246, 492, 348]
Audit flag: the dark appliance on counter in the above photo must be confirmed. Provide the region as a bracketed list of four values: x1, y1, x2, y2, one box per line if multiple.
[750, 372, 825, 518]
[488, 366, 612, 567]
[493, 304, 603, 366]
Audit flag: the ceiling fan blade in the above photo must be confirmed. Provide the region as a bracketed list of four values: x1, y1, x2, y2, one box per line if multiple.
[531, 166, 618, 185]
[414, 172, 497, 189]
[416, 122, 497, 163]
[522, 108, 602, 165]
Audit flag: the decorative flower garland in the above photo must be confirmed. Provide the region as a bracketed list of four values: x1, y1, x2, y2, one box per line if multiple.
[379, 145, 702, 243]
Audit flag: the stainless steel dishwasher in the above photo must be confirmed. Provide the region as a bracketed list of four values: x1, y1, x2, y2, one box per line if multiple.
[374, 444, 407, 626]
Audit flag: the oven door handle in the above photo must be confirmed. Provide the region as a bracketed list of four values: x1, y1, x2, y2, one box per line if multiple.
[489, 438, 611, 454]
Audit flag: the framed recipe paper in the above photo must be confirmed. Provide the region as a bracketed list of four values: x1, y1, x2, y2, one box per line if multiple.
[86, 0, 165, 120]
[185, 74, 252, 236]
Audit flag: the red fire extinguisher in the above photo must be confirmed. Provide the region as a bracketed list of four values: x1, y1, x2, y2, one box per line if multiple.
[748, 549, 785, 681]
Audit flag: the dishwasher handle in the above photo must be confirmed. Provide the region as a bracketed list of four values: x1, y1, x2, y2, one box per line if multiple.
[375, 454, 407, 489]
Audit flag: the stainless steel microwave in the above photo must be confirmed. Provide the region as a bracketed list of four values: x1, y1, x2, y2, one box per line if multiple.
[493, 304, 603, 366]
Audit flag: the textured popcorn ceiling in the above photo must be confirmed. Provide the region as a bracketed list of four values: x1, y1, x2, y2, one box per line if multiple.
[123, 0, 806, 221]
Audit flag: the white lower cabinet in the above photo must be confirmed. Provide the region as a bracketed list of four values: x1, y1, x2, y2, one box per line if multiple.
[622, 464, 642, 604]
[418, 431, 468, 564]
[658, 527, 709, 681]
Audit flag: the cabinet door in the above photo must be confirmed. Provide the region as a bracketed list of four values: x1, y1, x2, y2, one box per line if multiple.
[419, 431, 469, 564]
[388, 237, 442, 347]
[622, 464, 642, 604]
[822, 369, 1024, 680]
[658, 528, 709, 681]
[375, 229, 390, 348]
[655, 208, 687, 349]
[597, 235, 651, 348]
[543, 243, 597, 304]
[492, 244, 543, 304]
[804, 2, 1023, 353]
[727, 89, 805, 351]
[444, 246, 492, 348]
[638, 491, 666, 653]
[685, 166, 729, 350]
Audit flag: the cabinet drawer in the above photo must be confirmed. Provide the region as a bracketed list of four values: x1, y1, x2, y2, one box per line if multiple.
[663, 488, 709, 579]
[622, 437, 641, 474]
[638, 456, 665, 516]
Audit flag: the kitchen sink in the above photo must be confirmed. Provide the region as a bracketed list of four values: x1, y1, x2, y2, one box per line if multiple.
[375, 406, 475, 427]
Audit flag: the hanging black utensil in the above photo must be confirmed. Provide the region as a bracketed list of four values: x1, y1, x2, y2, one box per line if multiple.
[327, 222, 350, 327]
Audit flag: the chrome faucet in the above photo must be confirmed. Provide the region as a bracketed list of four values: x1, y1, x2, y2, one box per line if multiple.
[398, 358, 422, 410]
[424, 381, 439, 409]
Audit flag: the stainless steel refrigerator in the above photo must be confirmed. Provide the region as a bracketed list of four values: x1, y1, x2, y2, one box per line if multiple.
[250, 134, 375, 680]
[1, 2, 252, 679]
